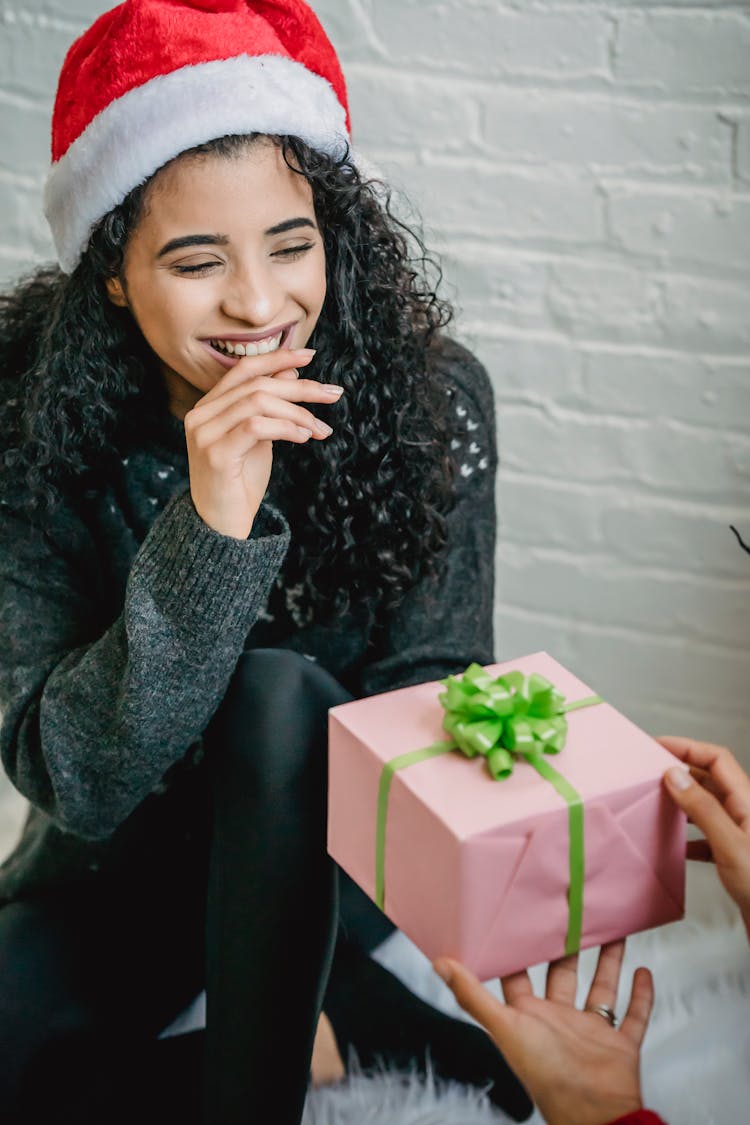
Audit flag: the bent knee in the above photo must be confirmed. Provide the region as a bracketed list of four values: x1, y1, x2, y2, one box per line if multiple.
[207, 649, 351, 786]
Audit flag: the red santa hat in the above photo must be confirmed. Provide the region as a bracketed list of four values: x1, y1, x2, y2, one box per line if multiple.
[44, 0, 352, 274]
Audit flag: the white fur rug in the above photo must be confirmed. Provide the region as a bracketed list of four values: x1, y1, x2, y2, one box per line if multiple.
[302, 1062, 506, 1125]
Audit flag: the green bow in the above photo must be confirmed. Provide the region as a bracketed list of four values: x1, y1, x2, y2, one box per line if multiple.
[439, 663, 570, 780]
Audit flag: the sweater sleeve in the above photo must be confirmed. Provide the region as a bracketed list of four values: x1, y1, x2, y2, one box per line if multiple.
[359, 341, 497, 697]
[0, 487, 289, 839]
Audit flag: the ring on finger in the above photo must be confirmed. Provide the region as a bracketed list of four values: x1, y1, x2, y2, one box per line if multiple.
[585, 1003, 618, 1028]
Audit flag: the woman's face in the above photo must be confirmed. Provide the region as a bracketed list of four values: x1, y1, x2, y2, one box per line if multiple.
[106, 139, 327, 417]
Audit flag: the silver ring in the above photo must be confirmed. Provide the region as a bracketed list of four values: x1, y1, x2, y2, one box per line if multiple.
[586, 1003, 618, 1028]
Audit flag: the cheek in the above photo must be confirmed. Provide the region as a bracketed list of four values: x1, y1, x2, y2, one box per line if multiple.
[131, 281, 207, 355]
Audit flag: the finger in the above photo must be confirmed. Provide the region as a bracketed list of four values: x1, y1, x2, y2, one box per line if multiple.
[211, 415, 314, 460]
[619, 967, 654, 1048]
[191, 374, 342, 426]
[664, 767, 747, 852]
[657, 737, 750, 807]
[688, 765, 724, 800]
[545, 953, 579, 1005]
[200, 348, 316, 404]
[679, 766, 748, 829]
[656, 734, 730, 762]
[585, 940, 625, 1012]
[433, 959, 520, 1043]
[724, 792, 750, 833]
[686, 838, 714, 863]
[500, 968, 535, 1007]
[190, 393, 334, 449]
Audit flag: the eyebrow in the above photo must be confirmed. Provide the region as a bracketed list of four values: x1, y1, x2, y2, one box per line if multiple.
[265, 217, 317, 236]
[156, 233, 230, 258]
[156, 218, 317, 258]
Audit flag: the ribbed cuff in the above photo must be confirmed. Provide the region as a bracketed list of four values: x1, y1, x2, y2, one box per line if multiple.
[132, 489, 290, 642]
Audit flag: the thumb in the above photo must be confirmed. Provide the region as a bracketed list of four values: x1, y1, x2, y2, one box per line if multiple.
[664, 766, 741, 858]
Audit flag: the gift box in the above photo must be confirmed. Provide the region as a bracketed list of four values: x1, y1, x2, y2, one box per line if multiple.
[327, 651, 685, 980]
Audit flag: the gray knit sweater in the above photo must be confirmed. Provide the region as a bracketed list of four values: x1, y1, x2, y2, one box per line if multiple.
[0, 339, 496, 901]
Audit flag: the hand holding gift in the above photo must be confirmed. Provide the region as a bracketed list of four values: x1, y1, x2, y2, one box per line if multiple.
[660, 736, 750, 942]
[434, 940, 654, 1125]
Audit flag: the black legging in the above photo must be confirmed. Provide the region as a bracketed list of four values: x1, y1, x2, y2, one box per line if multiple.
[0, 648, 371, 1125]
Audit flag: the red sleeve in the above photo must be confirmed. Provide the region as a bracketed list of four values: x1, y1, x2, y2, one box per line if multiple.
[608, 1112, 669, 1125]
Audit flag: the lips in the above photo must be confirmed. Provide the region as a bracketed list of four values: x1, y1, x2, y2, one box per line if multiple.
[200, 321, 296, 367]
[211, 330, 283, 357]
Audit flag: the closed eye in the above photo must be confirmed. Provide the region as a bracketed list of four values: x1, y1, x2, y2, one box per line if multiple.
[172, 261, 220, 275]
[273, 242, 315, 259]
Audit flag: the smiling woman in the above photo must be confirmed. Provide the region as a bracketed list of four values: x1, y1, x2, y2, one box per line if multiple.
[104, 139, 327, 421]
[0, 3, 522, 1124]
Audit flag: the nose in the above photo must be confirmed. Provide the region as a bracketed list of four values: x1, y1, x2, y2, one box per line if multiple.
[220, 260, 284, 327]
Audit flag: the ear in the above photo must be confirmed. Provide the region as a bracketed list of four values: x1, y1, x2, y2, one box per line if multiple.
[105, 276, 128, 308]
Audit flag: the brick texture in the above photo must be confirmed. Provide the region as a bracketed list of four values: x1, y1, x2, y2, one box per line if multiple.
[0, 0, 749, 852]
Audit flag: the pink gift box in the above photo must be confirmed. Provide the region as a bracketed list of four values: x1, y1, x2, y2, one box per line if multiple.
[328, 651, 686, 980]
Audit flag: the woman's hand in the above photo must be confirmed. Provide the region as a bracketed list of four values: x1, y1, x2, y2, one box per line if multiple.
[660, 735, 750, 941]
[184, 348, 343, 539]
[434, 941, 653, 1125]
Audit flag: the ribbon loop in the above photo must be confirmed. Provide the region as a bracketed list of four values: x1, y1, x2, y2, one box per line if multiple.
[438, 664, 587, 779]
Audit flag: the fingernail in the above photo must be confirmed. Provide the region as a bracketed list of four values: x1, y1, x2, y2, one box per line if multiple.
[296, 427, 313, 440]
[433, 959, 452, 984]
[666, 765, 692, 790]
[322, 384, 344, 396]
[313, 420, 333, 437]
[294, 348, 316, 357]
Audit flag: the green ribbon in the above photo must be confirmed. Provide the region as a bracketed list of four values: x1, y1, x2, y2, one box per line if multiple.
[375, 740, 456, 913]
[374, 665, 603, 957]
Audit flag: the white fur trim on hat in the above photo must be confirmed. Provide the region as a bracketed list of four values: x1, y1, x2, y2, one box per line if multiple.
[44, 54, 350, 274]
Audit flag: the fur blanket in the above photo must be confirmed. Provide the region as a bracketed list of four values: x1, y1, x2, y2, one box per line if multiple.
[303, 1062, 506, 1125]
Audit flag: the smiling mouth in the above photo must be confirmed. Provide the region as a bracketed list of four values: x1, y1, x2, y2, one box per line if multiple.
[205, 323, 294, 358]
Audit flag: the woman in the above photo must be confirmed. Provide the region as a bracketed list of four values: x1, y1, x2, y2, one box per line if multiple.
[0, 1, 530, 1122]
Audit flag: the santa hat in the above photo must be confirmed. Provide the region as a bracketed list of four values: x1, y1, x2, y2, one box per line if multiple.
[44, 0, 352, 274]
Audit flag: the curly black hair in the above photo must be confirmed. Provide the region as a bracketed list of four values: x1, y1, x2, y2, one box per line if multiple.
[0, 134, 457, 623]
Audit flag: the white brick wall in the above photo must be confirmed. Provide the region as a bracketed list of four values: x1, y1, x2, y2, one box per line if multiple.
[0, 0, 749, 854]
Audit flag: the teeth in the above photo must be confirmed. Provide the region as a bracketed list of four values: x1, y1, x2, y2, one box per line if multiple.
[211, 332, 283, 358]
